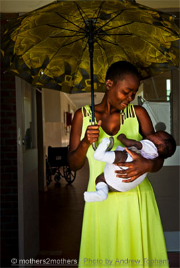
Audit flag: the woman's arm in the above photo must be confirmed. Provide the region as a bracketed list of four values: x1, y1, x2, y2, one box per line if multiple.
[68, 108, 101, 171]
[115, 106, 164, 182]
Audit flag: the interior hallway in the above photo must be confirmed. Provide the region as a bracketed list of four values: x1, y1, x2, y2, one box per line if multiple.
[37, 160, 179, 267]
[38, 160, 89, 263]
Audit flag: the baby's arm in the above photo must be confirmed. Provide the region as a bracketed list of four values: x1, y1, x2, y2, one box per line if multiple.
[94, 138, 116, 163]
[94, 138, 128, 164]
[118, 134, 142, 150]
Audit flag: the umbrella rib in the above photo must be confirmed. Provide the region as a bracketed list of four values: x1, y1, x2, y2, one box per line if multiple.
[94, 9, 127, 34]
[96, 36, 133, 62]
[93, 38, 113, 78]
[50, 34, 85, 38]
[98, 31, 170, 61]
[13, 22, 84, 38]
[61, 36, 86, 47]
[74, 2, 92, 26]
[73, 40, 90, 84]
[41, 38, 88, 84]
[55, 11, 86, 33]
[46, 24, 85, 35]
[13, 31, 86, 59]
[100, 21, 178, 36]
[94, 1, 106, 23]
[94, 38, 106, 51]
[14, 26, 84, 38]
[94, 7, 177, 36]
[97, 22, 135, 34]
[94, 40, 112, 79]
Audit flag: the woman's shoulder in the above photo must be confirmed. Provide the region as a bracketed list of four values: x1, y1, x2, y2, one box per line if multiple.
[73, 105, 93, 125]
[74, 105, 90, 116]
[133, 105, 154, 136]
[134, 105, 148, 117]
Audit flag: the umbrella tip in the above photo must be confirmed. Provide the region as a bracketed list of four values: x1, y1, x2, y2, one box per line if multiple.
[40, 69, 44, 75]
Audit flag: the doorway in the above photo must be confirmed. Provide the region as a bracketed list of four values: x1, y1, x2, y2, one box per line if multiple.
[16, 77, 41, 259]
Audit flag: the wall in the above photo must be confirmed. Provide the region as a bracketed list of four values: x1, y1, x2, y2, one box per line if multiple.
[60, 92, 77, 146]
[1, 62, 19, 267]
[1, 13, 19, 267]
[143, 72, 171, 101]
[43, 88, 77, 155]
[1, 0, 179, 13]
[0, 14, 18, 267]
[147, 68, 180, 251]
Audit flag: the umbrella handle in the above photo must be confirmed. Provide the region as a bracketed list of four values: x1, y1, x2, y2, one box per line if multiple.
[92, 137, 114, 151]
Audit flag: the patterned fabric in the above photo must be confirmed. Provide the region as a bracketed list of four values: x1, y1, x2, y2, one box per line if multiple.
[1, 1, 179, 92]
[79, 104, 169, 268]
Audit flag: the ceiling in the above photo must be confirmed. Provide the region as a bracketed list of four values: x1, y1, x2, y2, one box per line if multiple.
[1, 0, 179, 108]
[65, 92, 105, 109]
[0, 0, 179, 13]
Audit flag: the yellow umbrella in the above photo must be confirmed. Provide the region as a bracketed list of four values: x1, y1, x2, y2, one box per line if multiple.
[1, 0, 180, 123]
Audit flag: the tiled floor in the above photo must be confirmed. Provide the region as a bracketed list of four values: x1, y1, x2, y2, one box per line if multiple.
[38, 160, 179, 267]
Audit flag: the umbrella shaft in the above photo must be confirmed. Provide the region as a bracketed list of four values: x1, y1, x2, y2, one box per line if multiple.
[88, 40, 95, 124]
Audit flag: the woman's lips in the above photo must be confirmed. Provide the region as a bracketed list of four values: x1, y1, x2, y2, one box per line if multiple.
[121, 102, 129, 107]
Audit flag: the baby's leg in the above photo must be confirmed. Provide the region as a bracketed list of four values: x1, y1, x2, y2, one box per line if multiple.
[94, 138, 115, 163]
[114, 150, 128, 164]
[84, 173, 109, 202]
[96, 173, 106, 184]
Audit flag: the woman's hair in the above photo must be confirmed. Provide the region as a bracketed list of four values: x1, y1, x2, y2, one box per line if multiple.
[105, 61, 140, 83]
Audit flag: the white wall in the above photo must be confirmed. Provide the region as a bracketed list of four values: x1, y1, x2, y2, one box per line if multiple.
[42, 88, 77, 154]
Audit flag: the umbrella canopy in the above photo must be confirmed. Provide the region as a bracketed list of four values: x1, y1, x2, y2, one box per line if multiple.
[1, 0, 180, 122]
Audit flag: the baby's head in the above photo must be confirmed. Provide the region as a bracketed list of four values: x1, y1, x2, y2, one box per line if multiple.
[147, 131, 176, 159]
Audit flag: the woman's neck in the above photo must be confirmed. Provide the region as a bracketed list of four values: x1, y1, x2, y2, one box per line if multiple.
[95, 93, 119, 115]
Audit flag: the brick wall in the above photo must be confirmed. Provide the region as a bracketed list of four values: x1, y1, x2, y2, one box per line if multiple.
[1, 13, 19, 267]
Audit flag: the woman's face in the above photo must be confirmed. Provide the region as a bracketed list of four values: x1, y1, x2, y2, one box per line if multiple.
[106, 74, 140, 111]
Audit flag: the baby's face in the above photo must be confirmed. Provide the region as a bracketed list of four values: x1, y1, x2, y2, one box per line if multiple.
[148, 131, 167, 153]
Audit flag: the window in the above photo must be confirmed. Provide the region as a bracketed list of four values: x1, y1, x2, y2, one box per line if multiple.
[166, 79, 171, 101]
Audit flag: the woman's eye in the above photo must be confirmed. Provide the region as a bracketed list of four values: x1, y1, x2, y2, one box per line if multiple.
[123, 91, 129, 95]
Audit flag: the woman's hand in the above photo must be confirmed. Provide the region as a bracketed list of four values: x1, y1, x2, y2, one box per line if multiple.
[83, 120, 102, 145]
[68, 107, 102, 171]
[115, 148, 160, 183]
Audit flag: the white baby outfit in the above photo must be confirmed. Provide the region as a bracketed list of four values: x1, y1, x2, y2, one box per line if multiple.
[104, 139, 158, 192]
[84, 138, 158, 202]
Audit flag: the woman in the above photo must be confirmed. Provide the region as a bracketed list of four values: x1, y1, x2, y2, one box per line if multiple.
[68, 61, 169, 268]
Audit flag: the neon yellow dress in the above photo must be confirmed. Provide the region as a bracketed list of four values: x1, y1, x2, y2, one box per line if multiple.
[79, 104, 169, 268]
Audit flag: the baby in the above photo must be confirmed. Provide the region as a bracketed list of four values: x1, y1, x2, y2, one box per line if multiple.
[84, 131, 176, 202]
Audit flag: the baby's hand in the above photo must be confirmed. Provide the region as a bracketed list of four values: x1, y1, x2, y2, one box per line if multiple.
[117, 134, 126, 142]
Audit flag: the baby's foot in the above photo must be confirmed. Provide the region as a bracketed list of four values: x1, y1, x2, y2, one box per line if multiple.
[84, 191, 107, 202]
[84, 182, 108, 202]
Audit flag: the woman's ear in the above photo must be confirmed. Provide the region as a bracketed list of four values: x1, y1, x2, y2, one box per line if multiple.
[106, 79, 113, 90]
